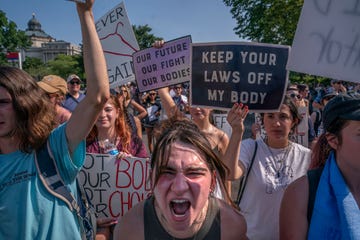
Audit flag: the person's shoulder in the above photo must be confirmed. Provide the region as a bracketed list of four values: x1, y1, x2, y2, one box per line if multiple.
[216, 199, 247, 239]
[292, 141, 311, 153]
[113, 201, 145, 239]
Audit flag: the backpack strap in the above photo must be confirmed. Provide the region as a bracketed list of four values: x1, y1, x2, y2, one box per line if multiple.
[235, 140, 258, 205]
[34, 140, 81, 214]
[307, 167, 323, 224]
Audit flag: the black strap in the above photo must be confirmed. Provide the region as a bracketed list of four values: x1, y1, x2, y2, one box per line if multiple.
[307, 167, 323, 223]
[34, 141, 81, 214]
[235, 141, 258, 205]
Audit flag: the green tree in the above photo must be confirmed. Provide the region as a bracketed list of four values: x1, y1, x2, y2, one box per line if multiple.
[133, 24, 162, 50]
[22, 57, 50, 80]
[223, 0, 303, 45]
[0, 10, 31, 65]
[47, 54, 82, 79]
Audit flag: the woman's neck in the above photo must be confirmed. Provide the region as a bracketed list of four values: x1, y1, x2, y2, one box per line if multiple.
[0, 136, 21, 154]
[266, 137, 289, 149]
[195, 119, 212, 131]
[97, 128, 116, 142]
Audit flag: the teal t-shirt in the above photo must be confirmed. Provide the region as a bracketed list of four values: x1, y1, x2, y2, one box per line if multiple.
[0, 123, 85, 240]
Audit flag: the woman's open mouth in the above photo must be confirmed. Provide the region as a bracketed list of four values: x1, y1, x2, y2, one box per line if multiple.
[170, 199, 190, 218]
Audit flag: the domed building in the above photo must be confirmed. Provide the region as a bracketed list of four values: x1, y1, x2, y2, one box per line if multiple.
[24, 13, 81, 63]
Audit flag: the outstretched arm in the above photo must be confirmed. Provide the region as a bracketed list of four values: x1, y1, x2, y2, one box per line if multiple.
[222, 103, 249, 180]
[66, 0, 110, 153]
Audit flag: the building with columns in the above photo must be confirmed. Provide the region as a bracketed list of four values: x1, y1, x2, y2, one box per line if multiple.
[23, 13, 81, 63]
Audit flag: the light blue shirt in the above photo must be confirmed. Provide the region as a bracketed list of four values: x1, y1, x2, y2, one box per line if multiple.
[0, 123, 85, 240]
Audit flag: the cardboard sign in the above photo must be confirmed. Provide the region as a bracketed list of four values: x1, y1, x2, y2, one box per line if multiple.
[133, 36, 192, 92]
[287, 0, 360, 83]
[96, 2, 139, 89]
[191, 42, 290, 112]
[212, 113, 232, 137]
[78, 154, 151, 218]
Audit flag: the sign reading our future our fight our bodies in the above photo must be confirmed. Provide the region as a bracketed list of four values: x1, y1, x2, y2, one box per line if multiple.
[95, 2, 139, 89]
[287, 0, 360, 83]
[77, 153, 151, 218]
[191, 42, 290, 112]
[132, 36, 192, 92]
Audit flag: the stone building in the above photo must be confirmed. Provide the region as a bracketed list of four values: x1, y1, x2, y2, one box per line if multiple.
[23, 13, 81, 63]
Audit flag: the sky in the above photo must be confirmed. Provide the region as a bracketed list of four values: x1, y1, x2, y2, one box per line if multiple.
[0, 0, 244, 46]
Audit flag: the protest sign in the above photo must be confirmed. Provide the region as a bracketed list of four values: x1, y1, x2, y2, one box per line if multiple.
[96, 2, 139, 89]
[78, 153, 151, 218]
[191, 42, 290, 112]
[287, 0, 360, 83]
[212, 113, 232, 137]
[133, 36, 192, 92]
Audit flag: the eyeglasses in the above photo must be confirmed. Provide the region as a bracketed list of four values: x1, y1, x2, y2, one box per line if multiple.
[289, 93, 301, 100]
[149, 93, 156, 96]
[69, 81, 80, 85]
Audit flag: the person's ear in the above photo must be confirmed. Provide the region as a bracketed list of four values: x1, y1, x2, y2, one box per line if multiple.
[326, 133, 339, 150]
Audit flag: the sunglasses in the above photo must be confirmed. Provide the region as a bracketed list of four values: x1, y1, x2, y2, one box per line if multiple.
[149, 92, 156, 96]
[69, 81, 80, 85]
[289, 93, 301, 100]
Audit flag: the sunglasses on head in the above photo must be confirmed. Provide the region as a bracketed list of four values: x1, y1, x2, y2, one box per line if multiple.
[289, 93, 301, 100]
[69, 81, 80, 85]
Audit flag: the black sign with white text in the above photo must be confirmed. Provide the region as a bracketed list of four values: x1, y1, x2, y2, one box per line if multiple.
[191, 43, 290, 112]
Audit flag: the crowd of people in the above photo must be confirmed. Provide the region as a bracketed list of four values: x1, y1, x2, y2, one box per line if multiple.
[1, 1, 360, 239]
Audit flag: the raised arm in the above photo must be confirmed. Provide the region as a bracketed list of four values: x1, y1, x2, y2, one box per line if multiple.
[66, 0, 110, 153]
[130, 99, 147, 120]
[157, 87, 178, 118]
[222, 103, 249, 180]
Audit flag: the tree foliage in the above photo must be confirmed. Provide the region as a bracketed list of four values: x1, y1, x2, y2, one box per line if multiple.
[0, 10, 31, 64]
[46, 54, 82, 80]
[223, 0, 303, 45]
[133, 24, 163, 50]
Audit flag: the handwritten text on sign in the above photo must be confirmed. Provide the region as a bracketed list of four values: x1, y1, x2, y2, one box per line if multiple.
[96, 2, 139, 88]
[287, 0, 360, 83]
[77, 154, 151, 218]
[191, 42, 290, 112]
[133, 36, 191, 92]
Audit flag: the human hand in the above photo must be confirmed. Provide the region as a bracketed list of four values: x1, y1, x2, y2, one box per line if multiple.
[152, 40, 165, 48]
[116, 151, 133, 160]
[97, 217, 118, 228]
[226, 103, 249, 134]
[75, 0, 94, 13]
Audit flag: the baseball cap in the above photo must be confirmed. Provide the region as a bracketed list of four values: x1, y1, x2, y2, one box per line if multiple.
[67, 74, 82, 83]
[322, 94, 360, 131]
[38, 75, 67, 95]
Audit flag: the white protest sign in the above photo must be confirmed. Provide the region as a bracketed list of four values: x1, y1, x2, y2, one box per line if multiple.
[78, 153, 151, 218]
[96, 2, 139, 88]
[287, 0, 360, 83]
[212, 113, 232, 137]
[133, 36, 192, 92]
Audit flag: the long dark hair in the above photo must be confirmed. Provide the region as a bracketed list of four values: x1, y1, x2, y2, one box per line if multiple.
[0, 66, 56, 152]
[310, 119, 349, 169]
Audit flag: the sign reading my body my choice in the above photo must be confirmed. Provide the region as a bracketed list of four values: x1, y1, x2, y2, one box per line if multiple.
[191, 43, 290, 112]
[133, 36, 191, 92]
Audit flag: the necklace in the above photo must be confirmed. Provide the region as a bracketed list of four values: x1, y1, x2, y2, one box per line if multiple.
[265, 139, 292, 179]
